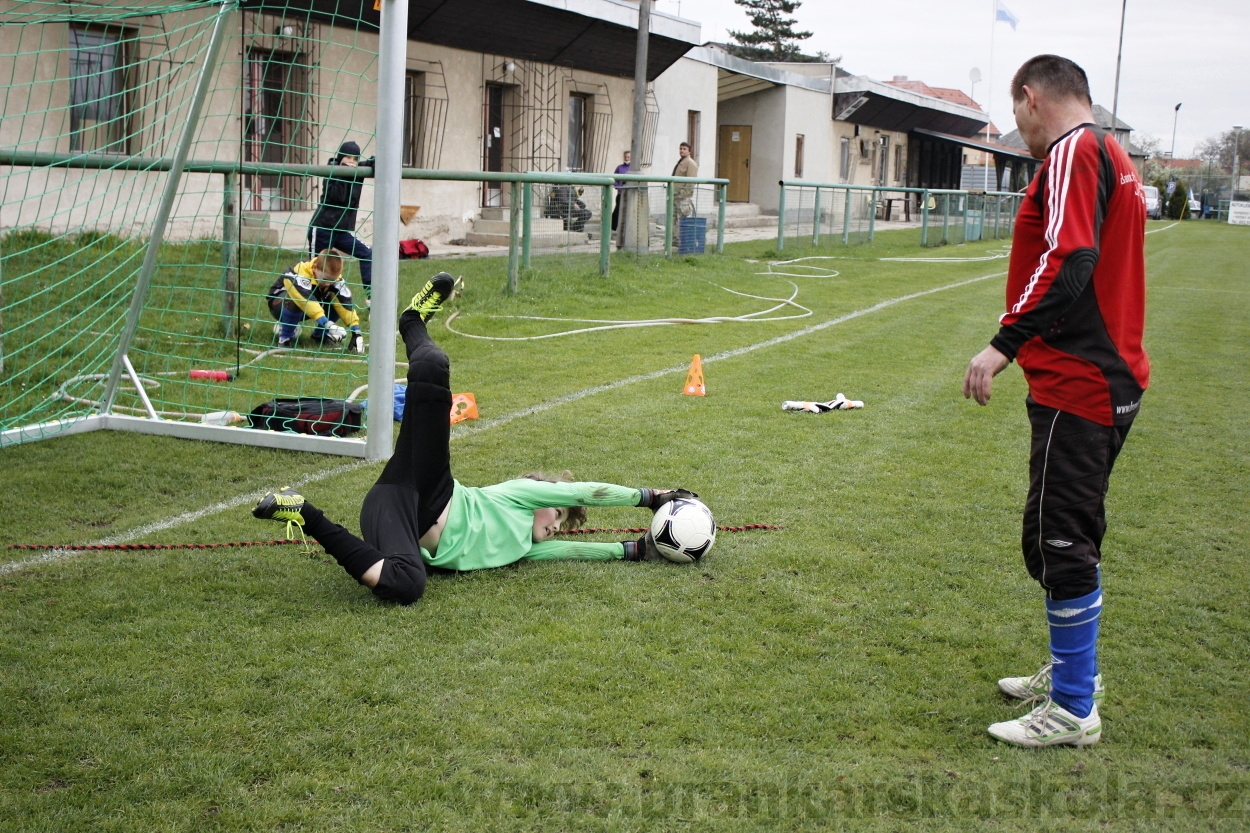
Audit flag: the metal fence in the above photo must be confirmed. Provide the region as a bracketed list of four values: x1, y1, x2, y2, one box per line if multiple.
[0, 150, 730, 290]
[775, 181, 1025, 250]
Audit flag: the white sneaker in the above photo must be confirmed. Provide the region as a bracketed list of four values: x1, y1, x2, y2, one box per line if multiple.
[998, 663, 1103, 704]
[988, 699, 1101, 748]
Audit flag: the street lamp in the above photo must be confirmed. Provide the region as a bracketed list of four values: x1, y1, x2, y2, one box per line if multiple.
[1170, 103, 1182, 159]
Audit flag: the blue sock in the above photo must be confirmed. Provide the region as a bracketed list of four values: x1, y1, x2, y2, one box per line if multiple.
[1046, 587, 1101, 718]
[277, 306, 302, 342]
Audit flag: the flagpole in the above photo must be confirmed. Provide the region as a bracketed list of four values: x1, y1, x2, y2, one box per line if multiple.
[985, 0, 994, 190]
[1110, 0, 1127, 146]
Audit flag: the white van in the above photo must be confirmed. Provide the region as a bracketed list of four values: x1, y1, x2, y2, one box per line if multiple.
[1142, 185, 1161, 220]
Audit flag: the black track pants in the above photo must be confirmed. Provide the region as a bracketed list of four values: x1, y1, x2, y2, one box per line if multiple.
[300, 311, 452, 604]
[1022, 398, 1133, 601]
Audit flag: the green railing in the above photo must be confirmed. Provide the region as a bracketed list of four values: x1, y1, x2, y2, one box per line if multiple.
[775, 181, 1026, 249]
[610, 173, 730, 258]
[0, 151, 730, 291]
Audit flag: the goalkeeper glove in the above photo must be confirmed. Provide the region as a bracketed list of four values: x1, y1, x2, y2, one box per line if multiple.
[323, 323, 347, 344]
[622, 532, 661, 562]
[636, 488, 699, 511]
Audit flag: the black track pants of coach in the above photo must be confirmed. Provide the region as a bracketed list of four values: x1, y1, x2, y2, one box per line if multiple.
[1022, 398, 1132, 601]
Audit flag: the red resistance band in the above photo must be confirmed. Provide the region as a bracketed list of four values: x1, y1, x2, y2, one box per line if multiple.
[6, 526, 781, 552]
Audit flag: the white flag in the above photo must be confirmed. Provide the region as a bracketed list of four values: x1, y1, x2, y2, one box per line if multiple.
[995, 0, 1019, 30]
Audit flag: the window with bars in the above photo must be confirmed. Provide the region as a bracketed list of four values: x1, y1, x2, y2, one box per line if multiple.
[403, 71, 428, 168]
[69, 25, 132, 154]
[567, 93, 592, 171]
[795, 134, 805, 178]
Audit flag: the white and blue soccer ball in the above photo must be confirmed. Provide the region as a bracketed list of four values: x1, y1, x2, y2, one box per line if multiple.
[649, 497, 716, 563]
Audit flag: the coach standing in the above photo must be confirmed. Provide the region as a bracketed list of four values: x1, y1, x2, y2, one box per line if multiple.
[963, 55, 1149, 748]
[309, 141, 374, 305]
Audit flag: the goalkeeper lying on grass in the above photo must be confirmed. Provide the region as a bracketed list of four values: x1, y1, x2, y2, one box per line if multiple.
[252, 272, 693, 605]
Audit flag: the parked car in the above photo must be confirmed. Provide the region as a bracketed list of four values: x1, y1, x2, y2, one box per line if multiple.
[1142, 185, 1161, 220]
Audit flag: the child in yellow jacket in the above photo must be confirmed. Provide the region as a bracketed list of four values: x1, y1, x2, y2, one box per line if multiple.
[266, 248, 363, 352]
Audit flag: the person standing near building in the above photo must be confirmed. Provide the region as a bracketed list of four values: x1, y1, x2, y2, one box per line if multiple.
[962, 54, 1149, 748]
[672, 141, 698, 217]
[309, 140, 375, 305]
[611, 150, 631, 232]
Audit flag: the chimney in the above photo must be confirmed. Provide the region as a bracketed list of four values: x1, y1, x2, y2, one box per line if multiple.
[892, 75, 908, 83]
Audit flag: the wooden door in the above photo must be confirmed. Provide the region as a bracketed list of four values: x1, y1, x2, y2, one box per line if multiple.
[717, 125, 752, 202]
[483, 84, 505, 206]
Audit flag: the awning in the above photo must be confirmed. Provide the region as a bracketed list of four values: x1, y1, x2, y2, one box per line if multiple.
[685, 47, 832, 102]
[913, 128, 1038, 162]
[241, 0, 701, 80]
[834, 75, 988, 137]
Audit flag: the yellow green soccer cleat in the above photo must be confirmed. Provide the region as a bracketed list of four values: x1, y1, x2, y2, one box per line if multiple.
[253, 487, 307, 541]
[409, 272, 456, 323]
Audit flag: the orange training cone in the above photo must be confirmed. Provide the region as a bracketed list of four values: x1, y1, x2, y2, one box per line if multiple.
[449, 392, 479, 424]
[682, 354, 706, 397]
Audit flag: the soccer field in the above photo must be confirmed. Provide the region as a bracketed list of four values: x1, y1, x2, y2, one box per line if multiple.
[2, 222, 1247, 830]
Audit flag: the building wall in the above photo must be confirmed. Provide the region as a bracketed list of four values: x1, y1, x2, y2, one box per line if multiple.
[714, 82, 910, 213]
[782, 85, 835, 187]
[0, 6, 231, 238]
[650, 56, 718, 173]
[0, 4, 706, 246]
[648, 56, 718, 217]
[717, 86, 786, 211]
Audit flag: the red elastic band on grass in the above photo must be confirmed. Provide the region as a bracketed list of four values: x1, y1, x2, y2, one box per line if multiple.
[7, 526, 782, 552]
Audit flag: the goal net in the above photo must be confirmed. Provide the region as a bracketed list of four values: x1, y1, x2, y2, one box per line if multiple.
[0, 0, 395, 456]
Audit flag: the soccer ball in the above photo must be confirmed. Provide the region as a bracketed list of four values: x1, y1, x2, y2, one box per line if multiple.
[649, 497, 716, 563]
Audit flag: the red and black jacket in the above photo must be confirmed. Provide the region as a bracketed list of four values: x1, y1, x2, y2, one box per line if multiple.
[991, 124, 1150, 426]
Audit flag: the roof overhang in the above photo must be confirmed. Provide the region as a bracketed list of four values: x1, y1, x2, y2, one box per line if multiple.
[240, 0, 700, 80]
[834, 75, 989, 137]
[687, 46, 831, 102]
[913, 128, 1039, 163]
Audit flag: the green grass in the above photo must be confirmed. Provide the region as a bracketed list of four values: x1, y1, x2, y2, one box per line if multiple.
[2, 221, 1248, 830]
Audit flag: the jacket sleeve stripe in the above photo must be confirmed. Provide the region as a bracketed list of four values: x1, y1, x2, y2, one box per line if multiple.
[1009, 128, 1084, 316]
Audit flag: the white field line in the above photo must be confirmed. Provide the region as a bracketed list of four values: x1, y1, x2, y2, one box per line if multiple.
[4, 270, 1004, 575]
[2, 461, 368, 575]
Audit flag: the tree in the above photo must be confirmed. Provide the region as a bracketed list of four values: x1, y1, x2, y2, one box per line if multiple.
[1164, 182, 1189, 219]
[1132, 132, 1168, 185]
[726, 0, 814, 62]
[1194, 129, 1250, 172]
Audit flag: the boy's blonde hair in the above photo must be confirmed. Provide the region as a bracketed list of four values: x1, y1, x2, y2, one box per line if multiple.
[312, 248, 345, 280]
[520, 470, 588, 530]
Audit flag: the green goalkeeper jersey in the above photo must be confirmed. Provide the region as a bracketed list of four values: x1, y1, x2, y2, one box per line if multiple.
[423, 479, 640, 571]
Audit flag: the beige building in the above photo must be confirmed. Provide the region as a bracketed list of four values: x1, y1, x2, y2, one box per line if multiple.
[0, 0, 707, 246]
[1, 0, 1036, 247]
